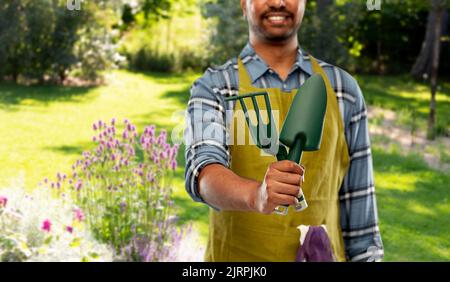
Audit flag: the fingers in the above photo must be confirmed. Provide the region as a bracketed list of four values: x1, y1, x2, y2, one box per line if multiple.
[271, 193, 298, 206]
[270, 160, 304, 175]
[271, 181, 300, 197]
[275, 171, 302, 185]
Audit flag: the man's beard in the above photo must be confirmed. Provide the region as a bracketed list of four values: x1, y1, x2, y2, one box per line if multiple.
[251, 23, 299, 42]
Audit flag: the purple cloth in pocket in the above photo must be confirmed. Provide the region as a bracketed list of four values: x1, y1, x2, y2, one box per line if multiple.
[295, 226, 335, 262]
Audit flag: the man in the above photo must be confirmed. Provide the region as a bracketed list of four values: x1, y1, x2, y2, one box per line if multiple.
[184, 0, 383, 262]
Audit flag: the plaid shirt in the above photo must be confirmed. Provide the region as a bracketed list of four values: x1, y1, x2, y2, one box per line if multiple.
[184, 42, 384, 262]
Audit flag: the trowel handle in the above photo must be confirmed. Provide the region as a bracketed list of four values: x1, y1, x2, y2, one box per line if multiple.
[276, 137, 304, 164]
[273, 137, 307, 216]
[288, 137, 304, 164]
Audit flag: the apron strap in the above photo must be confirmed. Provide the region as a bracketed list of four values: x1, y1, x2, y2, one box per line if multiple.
[308, 54, 346, 133]
[238, 58, 262, 94]
[308, 55, 333, 92]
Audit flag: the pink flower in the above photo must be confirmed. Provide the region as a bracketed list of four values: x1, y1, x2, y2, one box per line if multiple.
[0, 196, 7, 208]
[41, 219, 52, 232]
[66, 226, 74, 233]
[74, 208, 85, 222]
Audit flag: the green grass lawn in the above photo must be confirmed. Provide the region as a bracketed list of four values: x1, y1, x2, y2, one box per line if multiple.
[0, 71, 448, 261]
[357, 75, 450, 135]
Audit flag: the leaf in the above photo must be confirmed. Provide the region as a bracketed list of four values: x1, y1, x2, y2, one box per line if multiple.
[70, 237, 81, 248]
[44, 236, 53, 245]
[88, 252, 100, 259]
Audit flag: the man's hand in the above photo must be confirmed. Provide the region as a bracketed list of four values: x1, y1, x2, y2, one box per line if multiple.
[251, 160, 305, 214]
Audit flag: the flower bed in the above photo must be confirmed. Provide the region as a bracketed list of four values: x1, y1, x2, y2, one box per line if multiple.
[0, 120, 204, 262]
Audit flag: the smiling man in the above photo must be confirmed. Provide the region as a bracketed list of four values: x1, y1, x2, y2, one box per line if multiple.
[184, 0, 384, 262]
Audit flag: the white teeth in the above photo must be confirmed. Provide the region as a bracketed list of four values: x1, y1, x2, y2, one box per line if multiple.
[268, 16, 286, 21]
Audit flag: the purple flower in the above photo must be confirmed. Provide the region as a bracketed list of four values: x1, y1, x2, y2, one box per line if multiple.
[98, 120, 103, 129]
[120, 201, 127, 213]
[92, 136, 97, 142]
[111, 153, 116, 161]
[170, 160, 177, 170]
[122, 131, 129, 139]
[146, 172, 155, 182]
[93, 123, 98, 131]
[74, 208, 85, 222]
[0, 196, 7, 208]
[75, 180, 82, 191]
[41, 219, 52, 233]
[160, 151, 168, 160]
[111, 118, 116, 126]
[66, 226, 74, 234]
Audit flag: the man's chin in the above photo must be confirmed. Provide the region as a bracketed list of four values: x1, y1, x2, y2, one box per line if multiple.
[251, 24, 298, 43]
[262, 32, 295, 42]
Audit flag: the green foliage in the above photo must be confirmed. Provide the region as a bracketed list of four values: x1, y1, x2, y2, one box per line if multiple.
[202, 0, 449, 75]
[130, 48, 175, 72]
[202, 0, 248, 65]
[299, 0, 363, 70]
[0, 0, 123, 84]
[121, 1, 209, 73]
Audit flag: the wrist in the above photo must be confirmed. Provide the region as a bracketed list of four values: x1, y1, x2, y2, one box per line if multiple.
[246, 181, 260, 212]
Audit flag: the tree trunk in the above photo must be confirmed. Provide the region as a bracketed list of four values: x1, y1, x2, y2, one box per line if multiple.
[427, 0, 445, 140]
[411, 0, 447, 80]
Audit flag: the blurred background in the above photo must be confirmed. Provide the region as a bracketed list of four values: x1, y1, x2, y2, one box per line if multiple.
[0, 0, 449, 261]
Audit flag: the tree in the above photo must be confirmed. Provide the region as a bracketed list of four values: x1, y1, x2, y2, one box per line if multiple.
[0, 0, 123, 84]
[426, 0, 448, 140]
[411, 0, 448, 79]
[202, 0, 248, 65]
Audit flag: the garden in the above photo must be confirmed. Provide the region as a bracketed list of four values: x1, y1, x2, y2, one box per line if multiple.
[0, 0, 449, 262]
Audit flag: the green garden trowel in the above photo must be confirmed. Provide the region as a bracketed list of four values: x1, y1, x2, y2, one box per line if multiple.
[274, 74, 328, 215]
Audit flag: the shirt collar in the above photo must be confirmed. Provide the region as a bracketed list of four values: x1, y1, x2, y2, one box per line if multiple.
[238, 42, 313, 83]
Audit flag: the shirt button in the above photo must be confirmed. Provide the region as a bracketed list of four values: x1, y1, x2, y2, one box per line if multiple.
[283, 83, 287, 89]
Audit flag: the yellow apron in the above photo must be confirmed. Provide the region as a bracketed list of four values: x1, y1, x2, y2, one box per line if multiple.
[204, 55, 350, 262]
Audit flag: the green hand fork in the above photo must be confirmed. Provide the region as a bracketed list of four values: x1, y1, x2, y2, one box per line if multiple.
[225, 91, 275, 150]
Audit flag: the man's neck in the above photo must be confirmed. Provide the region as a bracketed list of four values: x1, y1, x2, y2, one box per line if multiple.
[250, 35, 299, 81]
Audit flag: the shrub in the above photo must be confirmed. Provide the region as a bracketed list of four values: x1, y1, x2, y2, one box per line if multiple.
[44, 119, 180, 257]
